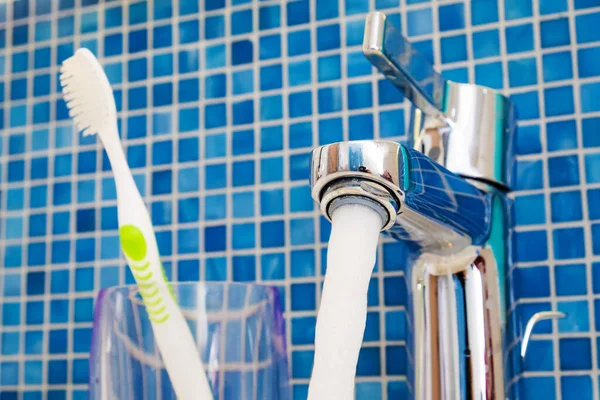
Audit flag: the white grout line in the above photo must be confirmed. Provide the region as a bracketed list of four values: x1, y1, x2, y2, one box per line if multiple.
[278, 0, 297, 389]
[566, 0, 599, 397]
[525, 0, 563, 397]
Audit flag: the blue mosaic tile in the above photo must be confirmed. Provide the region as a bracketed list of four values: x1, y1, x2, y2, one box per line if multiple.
[291, 283, 316, 311]
[472, 29, 500, 59]
[316, 0, 337, 19]
[24, 361, 42, 385]
[407, 8, 432, 36]
[521, 339, 553, 372]
[3, 275, 21, 298]
[318, 86, 342, 114]
[290, 218, 315, 245]
[81, 11, 98, 33]
[346, 19, 365, 46]
[505, 24, 534, 54]
[512, 266, 550, 299]
[261, 220, 285, 247]
[7, 188, 24, 211]
[357, 347, 381, 376]
[553, 227, 585, 260]
[578, 46, 600, 78]
[581, 82, 600, 112]
[291, 316, 316, 345]
[562, 376, 592, 400]
[179, 20, 199, 45]
[586, 153, 600, 183]
[556, 264, 587, 296]
[287, 0, 309, 25]
[508, 58, 537, 87]
[439, 3, 465, 31]
[231, 9, 253, 35]
[560, 338, 592, 369]
[513, 159, 543, 190]
[589, 189, 600, 221]
[519, 377, 556, 399]
[0, 0, 597, 396]
[540, 0, 567, 14]
[24, 331, 43, 355]
[178, 260, 200, 282]
[545, 86, 575, 116]
[292, 350, 313, 379]
[515, 125, 541, 154]
[513, 230, 548, 262]
[153, 26, 171, 49]
[575, 0, 599, 8]
[548, 155, 579, 187]
[576, 11, 600, 44]
[547, 119, 577, 152]
[318, 54, 341, 82]
[204, 15, 225, 39]
[541, 17, 571, 48]
[505, 0, 532, 19]
[349, 114, 374, 140]
[441, 35, 467, 63]
[260, 34, 281, 60]
[551, 191, 582, 222]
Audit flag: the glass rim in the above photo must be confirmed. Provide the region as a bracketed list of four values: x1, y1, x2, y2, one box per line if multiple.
[97, 281, 280, 303]
[94, 281, 283, 322]
[98, 281, 279, 293]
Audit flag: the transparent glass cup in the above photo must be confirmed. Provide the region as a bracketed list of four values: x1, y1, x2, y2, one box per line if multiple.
[89, 282, 290, 399]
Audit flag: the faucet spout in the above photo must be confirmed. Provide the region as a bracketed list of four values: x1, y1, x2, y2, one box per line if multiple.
[311, 140, 491, 253]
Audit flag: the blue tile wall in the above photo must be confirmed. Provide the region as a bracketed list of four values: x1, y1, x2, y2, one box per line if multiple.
[0, 0, 599, 398]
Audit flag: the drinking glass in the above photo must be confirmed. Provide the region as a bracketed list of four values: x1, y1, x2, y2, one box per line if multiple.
[89, 282, 290, 399]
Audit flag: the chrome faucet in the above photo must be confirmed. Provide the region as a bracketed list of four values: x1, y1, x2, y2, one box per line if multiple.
[310, 12, 563, 400]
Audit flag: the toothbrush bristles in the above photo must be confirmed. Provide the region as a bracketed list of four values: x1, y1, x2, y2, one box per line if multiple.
[59, 48, 117, 138]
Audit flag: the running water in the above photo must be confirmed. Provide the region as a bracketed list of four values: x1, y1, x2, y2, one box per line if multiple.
[308, 203, 383, 399]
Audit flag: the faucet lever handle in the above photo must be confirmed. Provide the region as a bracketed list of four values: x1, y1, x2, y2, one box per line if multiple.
[362, 11, 447, 119]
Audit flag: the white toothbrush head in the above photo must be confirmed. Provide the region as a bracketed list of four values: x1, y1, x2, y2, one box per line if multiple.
[60, 48, 117, 137]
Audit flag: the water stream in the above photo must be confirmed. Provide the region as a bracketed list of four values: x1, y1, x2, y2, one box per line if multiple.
[308, 203, 383, 399]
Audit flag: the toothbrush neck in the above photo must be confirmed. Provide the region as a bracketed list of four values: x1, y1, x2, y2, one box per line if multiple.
[100, 131, 137, 192]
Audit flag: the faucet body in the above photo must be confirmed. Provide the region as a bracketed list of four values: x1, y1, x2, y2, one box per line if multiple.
[310, 12, 524, 399]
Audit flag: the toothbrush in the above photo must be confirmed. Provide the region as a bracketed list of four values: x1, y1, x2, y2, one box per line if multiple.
[60, 48, 214, 400]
